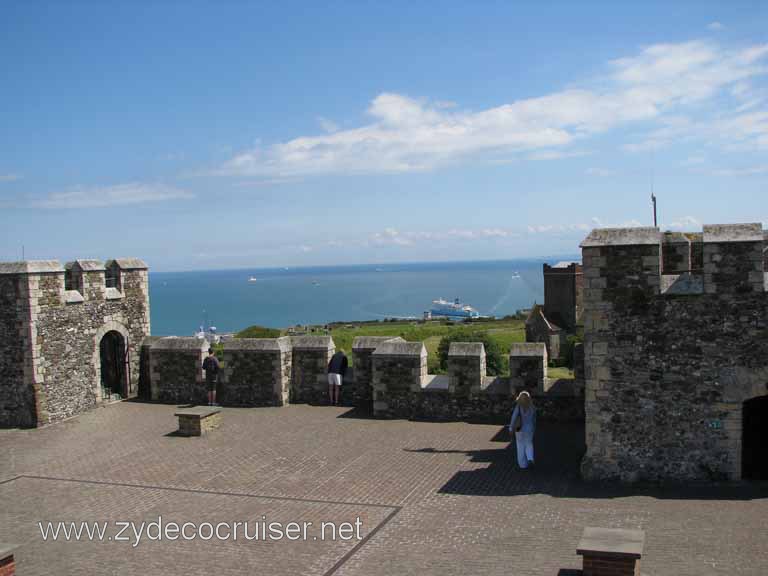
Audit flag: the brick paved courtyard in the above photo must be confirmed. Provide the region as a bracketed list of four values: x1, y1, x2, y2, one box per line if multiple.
[1, 402, 767, 575]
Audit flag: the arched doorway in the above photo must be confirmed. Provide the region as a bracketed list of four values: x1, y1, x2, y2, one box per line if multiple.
[100, 331, 127, 401]
[742, 396, 768, 480]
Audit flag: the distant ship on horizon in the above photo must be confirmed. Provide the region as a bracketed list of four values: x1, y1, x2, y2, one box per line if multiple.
[430, 297, 480, 318]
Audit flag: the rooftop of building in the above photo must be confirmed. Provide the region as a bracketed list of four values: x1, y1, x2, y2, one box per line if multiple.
[1, 403, 764, 575]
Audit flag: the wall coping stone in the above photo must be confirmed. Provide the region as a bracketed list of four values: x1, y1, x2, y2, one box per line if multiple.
[448, 342, 486, 357]
[68, 259, 105, 271]
[580, 227, 660, 247]
[64, 290, 85, 304]
[291, 335, 334, 350]
[703, 223, 763, 243]
[150, 336, 209, 351]
[422, 374, 449, 390]
[141, 336, 164, 347]
[662, 232, 691, 244]
[510, 342, 548, 357]
[108, 258, 149, 270]
[352, 336, 404, 350]
[224, 337, 291, 352]
[372, 341, 426, 357]
[0, 260, 64, 274]
[577, 527, 645, 560]
[105, 287, 124, 300]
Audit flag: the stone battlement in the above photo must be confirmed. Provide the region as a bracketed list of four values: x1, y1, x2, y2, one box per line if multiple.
[581, 223, 766, 300]
[579, 223, 768, 482]
[145, 334, 583, 423]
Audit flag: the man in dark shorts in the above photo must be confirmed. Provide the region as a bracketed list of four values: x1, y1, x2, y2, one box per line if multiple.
[202, 347, 220, 406]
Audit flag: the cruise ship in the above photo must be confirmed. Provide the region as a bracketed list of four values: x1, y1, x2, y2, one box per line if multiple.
[430, 298, 480, 318]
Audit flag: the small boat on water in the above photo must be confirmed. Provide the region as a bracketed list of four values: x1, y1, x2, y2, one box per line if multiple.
[248, 276, 258, 282]
[430, 297, 480, 318]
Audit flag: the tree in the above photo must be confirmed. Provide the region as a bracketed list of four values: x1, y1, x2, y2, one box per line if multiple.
[436, 330, 506, 376]
[235, 325, 281, 339]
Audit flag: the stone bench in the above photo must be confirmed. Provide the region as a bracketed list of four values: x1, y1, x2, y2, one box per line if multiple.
[174, 406, 222, 436]
[576, 527, 645, 576]
[0, 543, 17, 576]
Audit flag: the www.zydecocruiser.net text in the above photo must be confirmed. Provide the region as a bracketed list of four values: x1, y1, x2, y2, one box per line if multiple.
[38, 516, 365, 547]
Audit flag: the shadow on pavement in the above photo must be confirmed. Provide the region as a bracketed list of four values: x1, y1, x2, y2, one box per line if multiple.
[405, 422, 768, 501]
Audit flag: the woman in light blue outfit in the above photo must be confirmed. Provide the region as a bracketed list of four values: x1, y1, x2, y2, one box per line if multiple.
[509, 391, 536, 469]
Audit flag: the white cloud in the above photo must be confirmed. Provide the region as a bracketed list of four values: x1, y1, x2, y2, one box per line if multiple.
[0, 173, 22, 182]
[208, 40, 768, 179]
[317, 116, 339, 133]
[681, 155, 705, 166]
[590, 217, 644, 229]
[33, 183, 194, 209]
[710, 165, 768, 176]
[585, 167, 616, 177]
[707, 22, 724, 31]
[667, 215, 702, 229]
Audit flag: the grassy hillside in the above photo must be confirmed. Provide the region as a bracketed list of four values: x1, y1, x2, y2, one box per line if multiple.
[234, 318, 528, 374]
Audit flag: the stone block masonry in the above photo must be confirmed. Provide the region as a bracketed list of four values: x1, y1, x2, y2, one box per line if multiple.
[447, 342, 486, 396]
[372, 341, 427, 417]
[581, 223, 768, 482]
[220, 337, 291, 406]
[509, 342, 548, 394]
[149, 337, 209, 405]
[0, 258, 150, 428]
[351, 336, 404, 410]
[291, 335, 334, 404]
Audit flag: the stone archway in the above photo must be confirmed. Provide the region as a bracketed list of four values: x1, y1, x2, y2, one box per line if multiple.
[100, 331, 127, 400]
[93, 320, 132, 403]
[742, 396, 768, 480]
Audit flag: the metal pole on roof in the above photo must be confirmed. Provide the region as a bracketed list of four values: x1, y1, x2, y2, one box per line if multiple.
[651, 193, 657, 228]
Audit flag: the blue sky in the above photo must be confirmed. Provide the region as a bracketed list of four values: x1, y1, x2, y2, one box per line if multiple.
[1, 1, 767, 271]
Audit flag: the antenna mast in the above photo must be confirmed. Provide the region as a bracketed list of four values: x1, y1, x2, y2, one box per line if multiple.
[650, 148, 657, 227]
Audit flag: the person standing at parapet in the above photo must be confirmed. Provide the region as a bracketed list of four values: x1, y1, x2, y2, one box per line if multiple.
[327, 349, 348, 406]
[509, 391, 536, 469]
[203, 347, 220, 406]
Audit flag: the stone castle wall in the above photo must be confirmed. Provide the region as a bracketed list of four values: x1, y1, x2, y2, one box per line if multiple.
[0, 272, 35, 426]
[581, 223, 768, 482]
[220, 338, 291, 406]
[0, 259, 150, 427]
[149, 337, 208, 404]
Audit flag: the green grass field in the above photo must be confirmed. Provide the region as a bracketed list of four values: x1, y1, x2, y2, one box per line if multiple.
[326, 319, 526, 373]
[235, 317, 576, 378]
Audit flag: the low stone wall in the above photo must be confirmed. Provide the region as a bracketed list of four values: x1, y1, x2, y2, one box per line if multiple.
[137, 335, 583, 424]
[372, 375, 583, 423]
[220, 337, 291, 406]
[149, 337, 208, 404]
[291, 336, 334, 404]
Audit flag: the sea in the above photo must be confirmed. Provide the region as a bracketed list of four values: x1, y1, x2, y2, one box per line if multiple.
[148, 258, 568, 336]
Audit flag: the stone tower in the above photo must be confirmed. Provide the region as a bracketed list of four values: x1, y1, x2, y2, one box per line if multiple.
[0, 258, 150, 427]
